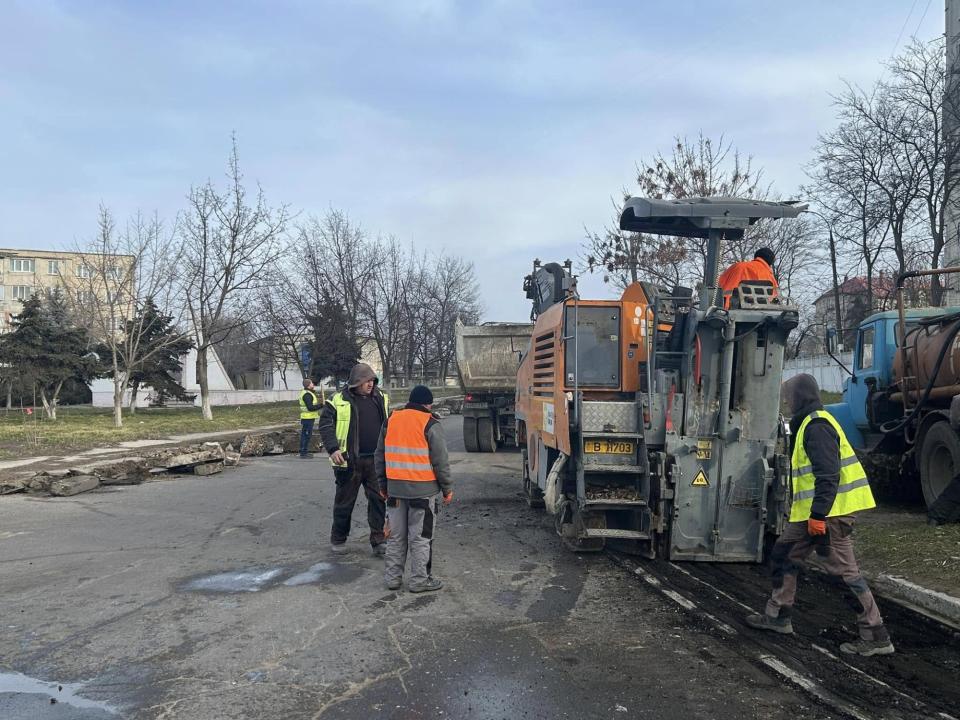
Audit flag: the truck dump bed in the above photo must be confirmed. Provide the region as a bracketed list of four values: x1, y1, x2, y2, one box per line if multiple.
[455, 322, 533, 394]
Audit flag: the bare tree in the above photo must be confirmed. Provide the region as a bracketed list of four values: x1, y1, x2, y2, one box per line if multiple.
[423, 254, 482, 382]
[69, 206, 187, 427]
[583, 133, 773, 291]
[181, 138, 290, 419]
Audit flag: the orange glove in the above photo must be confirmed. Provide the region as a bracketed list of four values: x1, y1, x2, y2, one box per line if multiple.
[442, 492, 453, 505]
[807, 518, 827, 536]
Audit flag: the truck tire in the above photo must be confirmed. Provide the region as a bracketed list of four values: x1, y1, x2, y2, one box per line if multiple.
[919, 420, 960, 509]
[463, 417, 480, 453]
[477, 417, 497, 453]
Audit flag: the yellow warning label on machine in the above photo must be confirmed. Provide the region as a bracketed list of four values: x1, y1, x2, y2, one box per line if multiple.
[696, 439, 712, 460]
[691, 469, 710, 487]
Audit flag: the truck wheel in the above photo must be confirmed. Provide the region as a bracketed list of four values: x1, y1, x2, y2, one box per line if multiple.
[919, 420, 960, 509]
[463, 417, 480, 453]
[477, 417, 497, 453]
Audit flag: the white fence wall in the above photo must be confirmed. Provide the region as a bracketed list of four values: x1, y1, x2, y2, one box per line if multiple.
[783, 353, 853, 393]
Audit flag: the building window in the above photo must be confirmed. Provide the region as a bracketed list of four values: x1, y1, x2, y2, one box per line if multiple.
[106, 290, 123, 304]
[12, 286, 34, 301]
[76, 290, 95, 305]
[47, 259, 60, 275]
[108, 265, 123, 280]
[76, 264, 92, 279]
[0, 286, 4, 301]
[10, 258, 35, 273]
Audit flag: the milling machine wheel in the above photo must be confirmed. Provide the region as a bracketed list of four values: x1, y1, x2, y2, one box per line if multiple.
[477, 417, 497, 453]
[463, 417, 480, 453]
[522, 449, 545, 508]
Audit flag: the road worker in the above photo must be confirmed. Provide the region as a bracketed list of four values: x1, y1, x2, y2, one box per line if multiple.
[317, 363, 390, 555]
[298, 378, 321, 459]
[716, 247, 778, 308]
[375, 385, 453, 593]
[746, 373, 894, 656]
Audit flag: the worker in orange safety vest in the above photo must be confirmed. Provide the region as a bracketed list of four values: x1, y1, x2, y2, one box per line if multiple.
[375, 385, 453, 594]
[716, 247, 778, 308]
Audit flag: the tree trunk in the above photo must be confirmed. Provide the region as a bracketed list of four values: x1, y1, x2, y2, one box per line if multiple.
[197, 345, 213, 420]
[129, 381, 140, 415]
[40, 381, 63, 421]
[5, 381, 11, 410]
[112, 374, 125, 428]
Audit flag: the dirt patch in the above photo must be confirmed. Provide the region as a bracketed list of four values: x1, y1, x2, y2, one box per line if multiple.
[854, 507, 960, 596]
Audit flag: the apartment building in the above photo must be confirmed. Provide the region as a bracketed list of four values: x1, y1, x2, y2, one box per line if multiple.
[0, 248, 134, 333]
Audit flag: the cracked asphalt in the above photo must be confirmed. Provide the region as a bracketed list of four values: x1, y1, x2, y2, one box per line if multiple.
[0, 418, 829, 719]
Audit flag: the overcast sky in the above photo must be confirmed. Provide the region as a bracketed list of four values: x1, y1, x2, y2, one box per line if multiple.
[0, 0, 946, 321]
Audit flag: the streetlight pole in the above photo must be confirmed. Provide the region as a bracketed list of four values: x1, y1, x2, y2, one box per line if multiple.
[805, 209, 845, 351]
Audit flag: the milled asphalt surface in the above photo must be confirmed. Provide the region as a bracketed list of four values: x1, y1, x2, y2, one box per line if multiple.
[0, 418, 829, 719]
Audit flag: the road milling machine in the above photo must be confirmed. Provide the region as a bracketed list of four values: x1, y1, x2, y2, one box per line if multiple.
[515, 198, 805, 561]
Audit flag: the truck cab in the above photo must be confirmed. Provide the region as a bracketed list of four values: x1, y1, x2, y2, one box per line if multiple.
[827, 309, 956, 449]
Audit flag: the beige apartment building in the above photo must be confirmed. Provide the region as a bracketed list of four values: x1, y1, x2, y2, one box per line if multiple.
[0, 248, 134, 333]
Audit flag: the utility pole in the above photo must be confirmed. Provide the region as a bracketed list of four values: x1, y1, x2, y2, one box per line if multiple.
[945, 0, 960, 304]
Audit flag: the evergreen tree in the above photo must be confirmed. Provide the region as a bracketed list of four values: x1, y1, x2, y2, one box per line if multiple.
[126, 298, 195, 410]
[307, 297, 361, 385]
[4, 293, 99, 419]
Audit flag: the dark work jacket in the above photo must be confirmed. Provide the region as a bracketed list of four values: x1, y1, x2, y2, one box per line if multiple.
[316, 387, 389, 460]
[302, 390, 320, 413]
[789, 400, 841, 521]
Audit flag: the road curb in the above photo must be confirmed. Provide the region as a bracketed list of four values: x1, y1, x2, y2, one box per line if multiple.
[870, 573, 960, 630]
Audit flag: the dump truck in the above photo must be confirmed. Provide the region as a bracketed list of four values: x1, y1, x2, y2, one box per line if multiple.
[455, 320, 534, 452]
[823, 267, 960, 512]
[516, 197, 805, 561]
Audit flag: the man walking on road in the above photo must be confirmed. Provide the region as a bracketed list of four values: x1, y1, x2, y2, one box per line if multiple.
[746, 373, 894, 656]
[298, 379, 321, 459]
[376, 385, 453, 593]
[317, 363, 390, 555]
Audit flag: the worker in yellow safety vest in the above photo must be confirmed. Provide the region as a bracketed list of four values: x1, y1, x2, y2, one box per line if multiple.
[746, 373, 894, 656]
[317, 363, 390, 555]
[298, 378, 321, 459]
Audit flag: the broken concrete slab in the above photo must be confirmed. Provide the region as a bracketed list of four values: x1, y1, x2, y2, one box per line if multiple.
[193, 462, 224, 476]
[872, 573, 960, 630]
[49, 475, 100, 497]
[158, 450, 223, 469]
[223, 445, 241, 467]
[239, 433, 284, 457]
[0, 480, 25, 495]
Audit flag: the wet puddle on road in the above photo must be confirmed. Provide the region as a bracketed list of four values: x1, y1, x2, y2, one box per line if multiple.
[180, 561, 363, 593]
[0, 671, 115, 716]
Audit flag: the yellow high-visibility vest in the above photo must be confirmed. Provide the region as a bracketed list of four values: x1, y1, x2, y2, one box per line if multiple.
[299, 389, 319, 420]
[328, 390, 390, 467]
[789, 409, 875, 522]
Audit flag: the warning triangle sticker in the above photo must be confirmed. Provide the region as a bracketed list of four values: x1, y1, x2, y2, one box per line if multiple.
[691, 469, 710, 487]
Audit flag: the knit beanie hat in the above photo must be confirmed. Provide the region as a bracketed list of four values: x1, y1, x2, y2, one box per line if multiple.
[409, 385, 434, 406]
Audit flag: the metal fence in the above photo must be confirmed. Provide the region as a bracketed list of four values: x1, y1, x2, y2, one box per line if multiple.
[782, 353, 853, 393]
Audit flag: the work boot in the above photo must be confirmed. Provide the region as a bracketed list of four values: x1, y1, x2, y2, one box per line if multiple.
[408, 577, 443, 593]
[840, 638, 896, 656]
[299, 453, 314, 459]
[371, 543, 386, 557]
[745, 613, 794, 635]
[330, 542, 348, 555]
[385, 577, 402, 591]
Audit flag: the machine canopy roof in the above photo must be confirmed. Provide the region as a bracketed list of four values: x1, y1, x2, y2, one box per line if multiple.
[619, 197, 807, 239]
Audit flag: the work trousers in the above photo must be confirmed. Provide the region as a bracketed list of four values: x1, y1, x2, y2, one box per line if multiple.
[384, 494, 440, 587]
[331, 457, 386, 547]
[299, 419, 315, 456]
[765, 516, 887, 641]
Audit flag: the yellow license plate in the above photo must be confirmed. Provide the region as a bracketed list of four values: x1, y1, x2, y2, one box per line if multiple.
[584, 440, 635, 454]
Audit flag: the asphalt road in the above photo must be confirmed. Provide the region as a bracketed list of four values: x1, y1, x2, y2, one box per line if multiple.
[0, 418, 847, 719]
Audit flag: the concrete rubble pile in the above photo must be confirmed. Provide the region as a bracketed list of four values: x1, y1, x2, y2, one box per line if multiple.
[5, 427, 318, 499]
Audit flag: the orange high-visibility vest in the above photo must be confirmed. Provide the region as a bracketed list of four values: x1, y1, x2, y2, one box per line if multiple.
[717, 258, 778, 308]
[383, 409, 437, 482]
